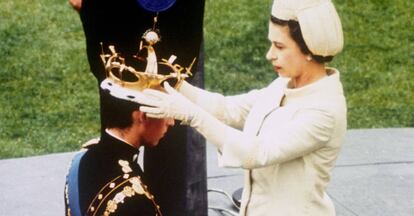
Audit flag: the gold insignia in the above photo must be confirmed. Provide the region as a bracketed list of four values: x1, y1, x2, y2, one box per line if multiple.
[130, 177, 145, 194]
[118, 160, 129, 166]
[122, 166, 132, 173]
[132, 183, 145, 195]
[123, 186, 135, 197]
[129, 176, 141, 185]
[106, 200, 118, 213]
[118, 160, 132, 173]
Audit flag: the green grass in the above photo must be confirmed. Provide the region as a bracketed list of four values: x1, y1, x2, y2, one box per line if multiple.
[1, 0, 413, 159]
[0, 0, 100, 158]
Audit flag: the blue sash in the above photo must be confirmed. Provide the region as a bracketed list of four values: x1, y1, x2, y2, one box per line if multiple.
[67, 151, 86, 216]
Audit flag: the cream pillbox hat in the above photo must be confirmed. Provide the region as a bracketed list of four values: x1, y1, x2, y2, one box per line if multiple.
[271, 0, 344, 57]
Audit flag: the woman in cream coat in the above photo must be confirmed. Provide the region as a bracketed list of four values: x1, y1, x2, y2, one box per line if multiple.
[126, 0, 346, 215]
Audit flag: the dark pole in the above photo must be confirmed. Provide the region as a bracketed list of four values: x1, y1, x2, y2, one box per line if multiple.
[79, 0, 207, 215]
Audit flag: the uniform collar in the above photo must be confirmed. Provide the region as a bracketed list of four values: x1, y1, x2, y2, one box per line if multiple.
[100, 130, 140, 164]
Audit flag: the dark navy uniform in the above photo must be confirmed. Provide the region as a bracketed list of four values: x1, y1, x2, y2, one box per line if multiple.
[65, 131, 161, 216]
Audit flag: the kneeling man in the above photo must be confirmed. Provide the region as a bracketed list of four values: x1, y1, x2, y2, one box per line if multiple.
[64, 80, 174, 216]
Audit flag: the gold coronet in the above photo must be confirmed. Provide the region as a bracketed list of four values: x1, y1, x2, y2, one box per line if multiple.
[100, 28, 195, 92]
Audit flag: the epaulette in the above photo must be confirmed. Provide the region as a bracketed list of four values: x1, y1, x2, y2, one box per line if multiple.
[81, 137, 100, 149]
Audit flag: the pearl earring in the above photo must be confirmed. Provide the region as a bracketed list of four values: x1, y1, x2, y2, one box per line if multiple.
[306, 55, 312, 61]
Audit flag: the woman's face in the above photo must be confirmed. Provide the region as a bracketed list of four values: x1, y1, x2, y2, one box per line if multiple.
[266, 22, 308, 78]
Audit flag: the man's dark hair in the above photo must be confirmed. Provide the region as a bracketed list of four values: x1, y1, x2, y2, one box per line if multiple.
[270, 16, 333, 63]
[101, 89, 140, 129]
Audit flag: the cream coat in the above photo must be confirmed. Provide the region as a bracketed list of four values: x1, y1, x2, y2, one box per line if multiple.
[183, 68, 346, 216]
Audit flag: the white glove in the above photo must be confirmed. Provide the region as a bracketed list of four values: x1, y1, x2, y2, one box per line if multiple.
[139, 82, 198, 125]
[139, 82, 242, 151]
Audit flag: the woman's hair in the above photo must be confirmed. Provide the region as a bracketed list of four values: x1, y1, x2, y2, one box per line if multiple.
[270, 16, 333, 63]
[101, 89, 140, 129]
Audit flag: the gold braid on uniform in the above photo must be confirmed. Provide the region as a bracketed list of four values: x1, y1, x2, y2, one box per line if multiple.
[86, 160, 162, 216]
[64, 183, 72, 216]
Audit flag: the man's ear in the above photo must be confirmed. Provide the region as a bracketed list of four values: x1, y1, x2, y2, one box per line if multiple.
[132, 110, 146, 124]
